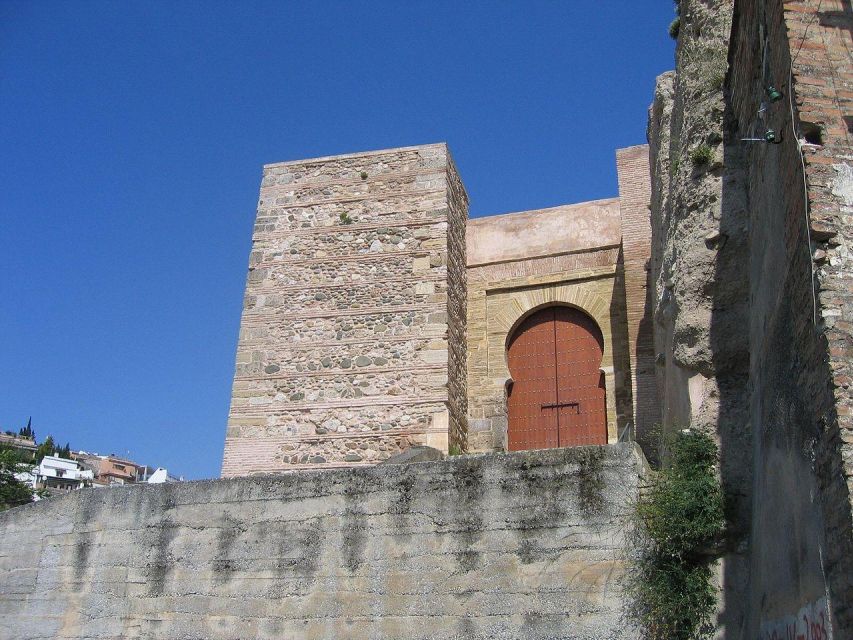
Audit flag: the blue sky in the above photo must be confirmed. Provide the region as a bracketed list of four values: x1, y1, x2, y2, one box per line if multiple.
[0, 1, 676, 479]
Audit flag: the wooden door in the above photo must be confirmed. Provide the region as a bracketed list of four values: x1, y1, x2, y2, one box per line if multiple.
[506, 306, 606, 451]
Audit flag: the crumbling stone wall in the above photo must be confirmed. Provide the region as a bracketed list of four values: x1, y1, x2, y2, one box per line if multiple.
[222, 144, 467, 475]
[648, 0, 852, 636]
[0, 445, 641, 640]
[446, 155, 468, 451]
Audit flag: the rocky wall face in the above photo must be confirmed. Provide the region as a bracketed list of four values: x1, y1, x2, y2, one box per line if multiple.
[647, 0, 751, 634]
[0, 445, 642, 640]
[648, 0, 853, 635]
[446, 156, 468, 450]
[223, 144, 468, 476]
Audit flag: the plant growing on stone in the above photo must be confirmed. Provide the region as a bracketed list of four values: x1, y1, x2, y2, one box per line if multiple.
[624, 429, 725, 640]
[360, 171, 368, 180]
[339, 212, 354, 225]
[669, 17, 680, 39]
[690, 144, 714, 166]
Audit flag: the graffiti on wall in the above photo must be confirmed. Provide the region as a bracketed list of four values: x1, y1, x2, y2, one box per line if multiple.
[759, 597, 832, 640]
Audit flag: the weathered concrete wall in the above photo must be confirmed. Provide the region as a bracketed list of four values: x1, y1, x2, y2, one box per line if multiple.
[465, 200, 631, 452]
[223, 144, 468, 475]
[0, 445, 641, 640]
[648, 0, 852, 636]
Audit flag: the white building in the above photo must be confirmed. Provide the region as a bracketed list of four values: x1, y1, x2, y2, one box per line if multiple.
[146, 467, 180, 484]
[34, 456, 94, 492]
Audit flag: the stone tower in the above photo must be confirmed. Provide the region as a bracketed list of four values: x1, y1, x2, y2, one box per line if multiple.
[222, 144, 467, 476]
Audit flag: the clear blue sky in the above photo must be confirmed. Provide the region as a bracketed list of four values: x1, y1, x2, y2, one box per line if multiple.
[0, 1, 675, 479]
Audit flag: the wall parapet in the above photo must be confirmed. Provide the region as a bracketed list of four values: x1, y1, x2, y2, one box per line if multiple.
[0, 444, 641, 640]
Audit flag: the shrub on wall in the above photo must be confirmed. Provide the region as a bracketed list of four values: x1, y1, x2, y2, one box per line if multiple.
[690, 144, 714, 166]
[625, 429, 726, 640]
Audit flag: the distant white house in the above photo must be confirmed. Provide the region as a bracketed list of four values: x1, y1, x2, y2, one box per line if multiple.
[33, 456, 94, 492]
[146, 467, 180, 484]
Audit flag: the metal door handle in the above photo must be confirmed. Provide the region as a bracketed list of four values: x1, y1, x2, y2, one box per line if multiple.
[541, 401, 579, 413]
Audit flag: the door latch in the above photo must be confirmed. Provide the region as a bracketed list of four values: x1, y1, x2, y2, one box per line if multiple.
[540, 401, 580, 413]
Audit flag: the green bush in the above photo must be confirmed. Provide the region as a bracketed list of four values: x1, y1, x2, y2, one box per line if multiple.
[669, 17, 681, 39]
[690, 144, 714, 166]
[339, 212, 354, 225]
[625, 429, 725, 640]
[0, 447, 36, 511]
[448, 443, 462, 456]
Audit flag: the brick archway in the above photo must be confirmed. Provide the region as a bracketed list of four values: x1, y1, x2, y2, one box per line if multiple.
[506, 305, 608, 451]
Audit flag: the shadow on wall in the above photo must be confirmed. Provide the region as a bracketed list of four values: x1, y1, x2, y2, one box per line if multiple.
[713, 1, 853, 635]
[633, 248, 662, 461]
[609, 247, 637, 446]
[712, 94, 752, 639]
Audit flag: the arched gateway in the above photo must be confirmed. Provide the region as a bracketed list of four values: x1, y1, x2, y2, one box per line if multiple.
[506, 305, 607, 451]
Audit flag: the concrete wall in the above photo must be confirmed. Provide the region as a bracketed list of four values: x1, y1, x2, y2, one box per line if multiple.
[465, 200, 632, 452]
[648, 0, 852, 636]
[0, 445, 641, 640]
[222, 144, 468, 475]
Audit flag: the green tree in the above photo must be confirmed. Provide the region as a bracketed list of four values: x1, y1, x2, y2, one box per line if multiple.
[0, 447, 36, 511]
[18, 417, 34, 440]
[35, 435, 56, 463]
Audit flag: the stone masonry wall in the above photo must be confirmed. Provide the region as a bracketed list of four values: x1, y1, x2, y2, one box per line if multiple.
[446, 155, 468, 452]
[0, 445, 642, 640]
[222, 144, 468, 476]
[649, 0, 853, 636]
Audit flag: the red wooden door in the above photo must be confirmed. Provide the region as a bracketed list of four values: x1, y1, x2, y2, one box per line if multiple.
[507, 306, 606, 451]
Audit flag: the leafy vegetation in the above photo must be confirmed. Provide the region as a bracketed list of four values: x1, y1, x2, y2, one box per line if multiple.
[669, 17, 681, 40]
[339, 211, 354, 225]
[0, 447, 36, 511]
[448, 443, 463, 456]
[625, 429, 726, 640]
[690, 144, 714, 166]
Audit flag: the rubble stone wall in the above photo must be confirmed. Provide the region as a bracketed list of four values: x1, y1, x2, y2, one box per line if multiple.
[0, 445, 642, 640]
[222, 144, 467, 476]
